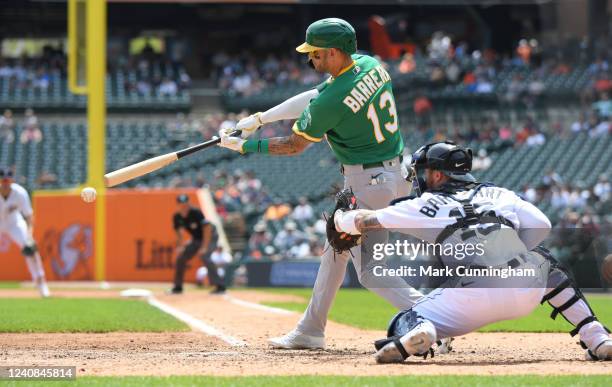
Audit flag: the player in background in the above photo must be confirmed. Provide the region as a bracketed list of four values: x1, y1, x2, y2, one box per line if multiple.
[169, 194, 225, 294]
[332, 142, 612, 362]
[219, 18, 426, 349]
[0, 167, 50, 297]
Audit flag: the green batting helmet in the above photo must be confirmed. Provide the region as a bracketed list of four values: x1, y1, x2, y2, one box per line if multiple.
[296, 18, 357, 54]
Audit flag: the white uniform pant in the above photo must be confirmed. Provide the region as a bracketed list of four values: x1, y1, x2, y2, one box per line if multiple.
[0, 218, 29, 248]
[297, 158, 424, 337]
[412, 287, 546, 338]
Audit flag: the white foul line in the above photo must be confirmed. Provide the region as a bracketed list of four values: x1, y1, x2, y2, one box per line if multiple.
[148, 297, 246, 347]
[224, 295, 295, 316]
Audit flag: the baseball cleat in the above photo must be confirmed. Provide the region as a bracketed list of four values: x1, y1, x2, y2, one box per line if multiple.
[268, 329, 325, 349]
[586, 340, 612, 360]
[375, 325, 436, 364]
[437, 337, 454, 354]
[210, 286, 226, 295]
[37, 282, 50, 298]
[166, 287, 183, 295]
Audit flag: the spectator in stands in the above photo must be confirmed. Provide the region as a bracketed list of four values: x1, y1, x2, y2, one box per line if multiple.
[501, 74, 525, 105]
[33, 68, 50, 90]
[20, 109, 42, 144]
[248, 222, 275, 260]
[525, 126, 546, 146]
[0, 109, 15, 143]
[542, 169, 564, 188]
[571, 112, 589, 133]
[292, 197, 314, 222]
[594, 175, 610, 202]
[427, 31, 452, 61]
[263, 198, 291, 221]
[273, 221, 307, 256]
[588, 57, 609, 75]
[521, 184, 537, 203]
[158, 77, 178, 96]
[590, 117, 610, 137]
[397, 53, 416, 74]
[516, 39, 532, 65]
[445, 59, 461, 83]
[498, 123, 513, 146]
[592, 92, 612, 119]
[475, 75, 494, 94]
[472, 149, 492, 171]
[136, 78, 152, 95]
[413, 94, 433, 126]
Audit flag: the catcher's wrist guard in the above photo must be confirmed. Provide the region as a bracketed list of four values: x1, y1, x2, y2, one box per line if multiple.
[334, 209, 360, 235]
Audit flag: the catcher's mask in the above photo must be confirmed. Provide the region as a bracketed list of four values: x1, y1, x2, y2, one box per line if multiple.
[407, 141, 475, 197]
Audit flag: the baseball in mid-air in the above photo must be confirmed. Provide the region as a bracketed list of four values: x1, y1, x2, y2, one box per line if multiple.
[81, 187, 97, 203]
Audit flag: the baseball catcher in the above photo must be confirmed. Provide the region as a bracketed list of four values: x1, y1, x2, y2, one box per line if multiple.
[333, 141, 612, 362]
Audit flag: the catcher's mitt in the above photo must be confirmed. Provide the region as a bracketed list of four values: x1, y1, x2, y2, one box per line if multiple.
[326, 188, 361, 254]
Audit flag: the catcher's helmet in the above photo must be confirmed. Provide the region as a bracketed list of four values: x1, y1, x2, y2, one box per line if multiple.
[296, 18, 357, 55]
[408, 141, 475, 196]
[412, 141, 475, 183]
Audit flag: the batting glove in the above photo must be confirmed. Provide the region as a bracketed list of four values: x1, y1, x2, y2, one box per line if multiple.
[218, 133, 246, 154]
[228, 112, 264, 139]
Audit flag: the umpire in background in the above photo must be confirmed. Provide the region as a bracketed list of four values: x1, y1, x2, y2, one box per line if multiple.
[169, 194, 225, 294]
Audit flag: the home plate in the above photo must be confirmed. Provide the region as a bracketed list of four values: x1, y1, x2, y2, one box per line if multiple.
[120, 289, 153, 298]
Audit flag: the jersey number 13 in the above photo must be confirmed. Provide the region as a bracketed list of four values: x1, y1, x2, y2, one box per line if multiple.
[366, 90, 398, 143]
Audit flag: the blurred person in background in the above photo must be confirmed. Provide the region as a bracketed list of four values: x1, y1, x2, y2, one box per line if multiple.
[169, 194, 225, 294]
[0, 109, 15, 143]
[0, 167, 50, 297]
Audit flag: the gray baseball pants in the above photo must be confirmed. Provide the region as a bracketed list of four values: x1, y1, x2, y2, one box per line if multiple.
[296, 156, 424, 337]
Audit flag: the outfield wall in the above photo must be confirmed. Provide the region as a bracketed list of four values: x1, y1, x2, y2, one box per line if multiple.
[0, 189, 204, 282]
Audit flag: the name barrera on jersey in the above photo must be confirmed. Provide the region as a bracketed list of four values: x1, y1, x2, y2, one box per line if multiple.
[341, 62, 392, 113]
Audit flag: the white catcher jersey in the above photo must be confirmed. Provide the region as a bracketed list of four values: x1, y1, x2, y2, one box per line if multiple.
[0, 183, 33, 227]
[375, 185, 551, 249]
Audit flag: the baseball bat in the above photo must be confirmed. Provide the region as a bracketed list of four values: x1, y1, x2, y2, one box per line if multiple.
[104, 130, 241, 187]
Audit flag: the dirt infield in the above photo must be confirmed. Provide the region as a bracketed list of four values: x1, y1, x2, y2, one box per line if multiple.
[1, 288, 611, 376]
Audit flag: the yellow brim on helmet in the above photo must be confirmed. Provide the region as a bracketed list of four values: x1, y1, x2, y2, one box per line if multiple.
[296, 42, 325, 53]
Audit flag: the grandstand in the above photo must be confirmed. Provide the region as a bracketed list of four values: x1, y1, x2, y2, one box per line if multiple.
[0, 2, 610, 263]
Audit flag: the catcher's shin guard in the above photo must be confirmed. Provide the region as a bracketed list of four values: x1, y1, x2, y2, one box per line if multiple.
[536, 246, 611, 356]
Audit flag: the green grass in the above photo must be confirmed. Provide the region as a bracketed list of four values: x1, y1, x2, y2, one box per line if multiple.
[0, 282, 19, 289]
[257, 288, 612, 332]
[0, 298, 189, 333]
[1, 375, 610, 387]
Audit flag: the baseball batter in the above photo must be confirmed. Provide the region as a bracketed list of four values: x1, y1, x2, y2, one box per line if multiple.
[332, 142, 612, 362]
[0, 167, 50, 297]
[219, 18, 424, 349]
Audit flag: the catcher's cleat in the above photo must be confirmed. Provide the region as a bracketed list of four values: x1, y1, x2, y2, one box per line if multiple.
[268, 329, 325, 350]
[437, 337, 454, 354]
[375, 324, 436, 364]
[586, 340, 612, 360]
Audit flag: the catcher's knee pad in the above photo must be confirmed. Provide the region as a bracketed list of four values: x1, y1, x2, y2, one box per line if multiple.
[22, 242, 38, 257]
[538, 246, 610, 346]
[374, 309, 437, 358]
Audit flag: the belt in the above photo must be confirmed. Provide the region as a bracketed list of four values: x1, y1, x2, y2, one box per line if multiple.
[362, 155, 403, 170]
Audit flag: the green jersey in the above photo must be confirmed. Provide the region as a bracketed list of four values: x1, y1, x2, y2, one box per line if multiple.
[293, 54, 404, 165]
